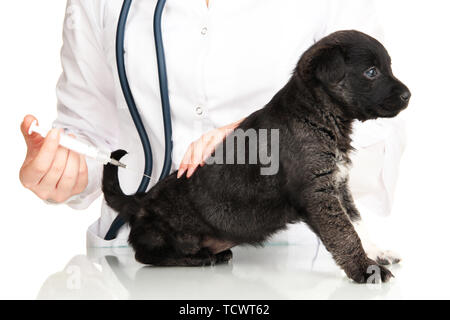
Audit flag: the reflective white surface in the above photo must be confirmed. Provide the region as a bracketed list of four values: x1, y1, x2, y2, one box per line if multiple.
[34, 244, 403, 300]
[31, 205, 450, 300]
[1, 203, 449, 300]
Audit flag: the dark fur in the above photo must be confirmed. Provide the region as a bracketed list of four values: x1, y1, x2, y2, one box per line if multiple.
[102, 31, 410, 283]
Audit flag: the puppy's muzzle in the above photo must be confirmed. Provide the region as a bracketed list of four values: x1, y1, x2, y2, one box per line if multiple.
[400, 90, 411, 103]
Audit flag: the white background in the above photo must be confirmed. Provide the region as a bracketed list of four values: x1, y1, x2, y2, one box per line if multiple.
[0, 0, 449, 299]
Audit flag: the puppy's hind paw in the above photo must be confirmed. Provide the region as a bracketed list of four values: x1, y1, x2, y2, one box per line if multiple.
[215, 250, 233, 264]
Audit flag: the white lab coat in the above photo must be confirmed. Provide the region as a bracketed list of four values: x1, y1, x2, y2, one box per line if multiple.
[54, 0, 405, 248]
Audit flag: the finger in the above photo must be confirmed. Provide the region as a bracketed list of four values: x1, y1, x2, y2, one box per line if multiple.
[186, 143, 198, 178]
[20, 115, 37, 139]
[186, 164, 200, 178]
[187, 141, 205, 178]
[21, 129, 61, 186]
[177, 167, 186, 179]
[38, 145, 69, 192]
[20, 115, 44, 158]
[178, 144, 193, 178]
[186, 135, 215, 177]
[55, 150, 80, 197]
[72, 155, 88, 195]
[202, 138, 218, 163]
[200, 146, 214, 166]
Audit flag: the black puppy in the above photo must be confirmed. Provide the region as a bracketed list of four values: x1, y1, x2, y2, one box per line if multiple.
[103, 30, 410, 283]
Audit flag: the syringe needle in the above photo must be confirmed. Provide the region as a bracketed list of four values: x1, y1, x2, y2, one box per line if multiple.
[123, 167, 153, 181]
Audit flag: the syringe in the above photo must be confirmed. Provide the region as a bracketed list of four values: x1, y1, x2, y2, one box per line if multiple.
[28, 120, 127, 169]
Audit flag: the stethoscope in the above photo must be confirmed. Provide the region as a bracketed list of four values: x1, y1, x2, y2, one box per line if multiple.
[104, 0, 172, 240]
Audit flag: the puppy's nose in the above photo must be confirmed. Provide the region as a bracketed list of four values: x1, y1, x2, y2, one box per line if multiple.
[400, 91, 411, 102]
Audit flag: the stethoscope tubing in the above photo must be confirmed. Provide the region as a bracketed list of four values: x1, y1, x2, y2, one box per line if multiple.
[105, 0, 172, 240]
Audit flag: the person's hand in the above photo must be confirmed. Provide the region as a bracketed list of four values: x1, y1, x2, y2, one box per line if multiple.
[178, 119, 243, 179]
[19, 115, 88, 203]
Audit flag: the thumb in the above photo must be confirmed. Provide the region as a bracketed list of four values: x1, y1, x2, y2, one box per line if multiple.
[21, 115, 44, 157]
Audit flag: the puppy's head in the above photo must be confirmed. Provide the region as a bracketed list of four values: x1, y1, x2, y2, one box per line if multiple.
[298, 30, 410, 121]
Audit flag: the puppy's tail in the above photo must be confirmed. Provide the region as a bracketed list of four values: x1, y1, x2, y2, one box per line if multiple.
[102, 149, 140, 222]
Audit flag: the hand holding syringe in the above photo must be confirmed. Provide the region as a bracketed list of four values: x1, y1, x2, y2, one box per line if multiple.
[19, 115, 125, 203]
[28, 120, 126, 169]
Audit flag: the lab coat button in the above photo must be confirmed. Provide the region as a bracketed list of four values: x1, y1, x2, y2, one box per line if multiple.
[195, 106, 204, 115]
[201, 27, 208, 35]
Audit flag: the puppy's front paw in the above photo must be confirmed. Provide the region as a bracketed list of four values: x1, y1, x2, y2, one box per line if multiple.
[364, 261, 394, 284]
[344, 258, 394, 284]
[367, 248, 401, 266]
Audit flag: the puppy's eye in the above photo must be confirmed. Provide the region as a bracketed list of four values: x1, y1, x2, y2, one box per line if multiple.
[364, 67, 379, 79]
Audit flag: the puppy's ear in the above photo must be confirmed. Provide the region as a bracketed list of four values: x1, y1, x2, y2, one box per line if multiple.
[298, 45, 346, 86]
[314, 47, 346, 85]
